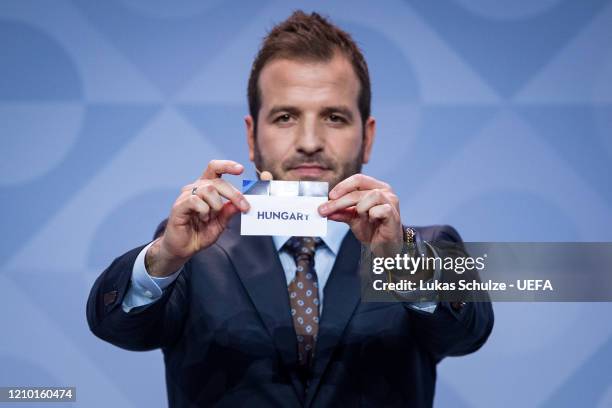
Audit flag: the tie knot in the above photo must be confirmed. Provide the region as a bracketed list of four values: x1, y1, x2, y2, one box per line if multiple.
[284, 236, 322, 264]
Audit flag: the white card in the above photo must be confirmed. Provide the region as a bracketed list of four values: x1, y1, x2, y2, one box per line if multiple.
[240, 180, 328, 237]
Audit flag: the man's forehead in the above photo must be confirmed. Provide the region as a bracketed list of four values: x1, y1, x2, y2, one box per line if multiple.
[258, 55, 360, 108]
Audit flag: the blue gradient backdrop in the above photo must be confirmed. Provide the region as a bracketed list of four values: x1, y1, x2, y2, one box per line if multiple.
[1, 1, 612, 407]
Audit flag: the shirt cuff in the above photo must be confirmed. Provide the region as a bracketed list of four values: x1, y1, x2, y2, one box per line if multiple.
[121, 241, 183, 313]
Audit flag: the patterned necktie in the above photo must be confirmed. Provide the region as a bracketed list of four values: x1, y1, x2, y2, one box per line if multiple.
[284, 236, 323, 372]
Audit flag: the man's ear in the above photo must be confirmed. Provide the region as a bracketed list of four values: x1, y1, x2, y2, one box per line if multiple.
[362, 116, 376, 164]
[245, 115, 255, 162]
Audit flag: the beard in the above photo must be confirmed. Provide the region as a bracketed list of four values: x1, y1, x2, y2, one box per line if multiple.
[253, 141, 364, 191]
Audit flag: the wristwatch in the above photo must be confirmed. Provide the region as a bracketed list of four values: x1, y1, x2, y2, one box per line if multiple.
[404, 226, 416, 245]
[403, 226, 418, 258]
[404, 226, 466, 311]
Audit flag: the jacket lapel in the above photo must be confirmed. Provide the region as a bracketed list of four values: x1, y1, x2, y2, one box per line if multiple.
[218, 216, 305, 402]
[305, 231, 362, 407]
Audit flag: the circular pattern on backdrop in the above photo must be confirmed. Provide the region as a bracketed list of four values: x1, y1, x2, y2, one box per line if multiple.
[118, 0, 226, 20]
[0, 354, 59, 386]
[489, 303, 583, 355]
[598, 385, 612, 408]
[592, 75, 612, 163]
[336, 20, 421, 103]
[0, 20, 83, 186]
[445, 190, 583, 354]
[87, 188, 179, 270]
[444, 190, 579, 241]
[453, 0, 562, 21]
[0, 103, 84, 186]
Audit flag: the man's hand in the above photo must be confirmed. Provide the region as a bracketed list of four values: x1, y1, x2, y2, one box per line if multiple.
[318, 174, 403, 246]
[146, 160, 250, 277]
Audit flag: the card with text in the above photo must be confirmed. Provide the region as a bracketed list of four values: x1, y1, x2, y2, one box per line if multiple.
[240, 179, 328, 237]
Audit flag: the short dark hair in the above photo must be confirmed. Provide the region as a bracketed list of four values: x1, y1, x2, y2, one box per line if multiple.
[247, 10, 371, 130]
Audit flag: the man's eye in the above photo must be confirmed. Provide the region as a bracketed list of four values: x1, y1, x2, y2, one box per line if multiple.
[328, 114, 344, 123]
[275, 114, 292, 123]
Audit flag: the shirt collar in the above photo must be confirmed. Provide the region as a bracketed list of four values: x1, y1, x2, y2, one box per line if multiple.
[272, 221, 350, 255]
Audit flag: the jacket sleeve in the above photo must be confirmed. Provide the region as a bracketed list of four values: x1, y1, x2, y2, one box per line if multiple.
[406, 225, 494, 362]
[86, 219, 189, 351]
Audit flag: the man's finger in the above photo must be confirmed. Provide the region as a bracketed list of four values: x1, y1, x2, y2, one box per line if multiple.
[211, 179, 250, 212]
[318, 190, 367, 216]
[329, 174, 390, 199]
[326, 208, 357, 224]
[195, 184, 224, 218]
[201, 160, 244, 180]
[368, 203, 396, 223]
[172, 194, 211, 224]
[217, 201, 241, 228]
[355, 189, 389, 216]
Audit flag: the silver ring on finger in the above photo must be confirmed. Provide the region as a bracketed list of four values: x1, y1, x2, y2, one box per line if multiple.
[191, 186, 198, 195]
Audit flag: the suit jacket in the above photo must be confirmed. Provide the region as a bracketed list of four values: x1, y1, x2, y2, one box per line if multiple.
[87, 216, 493, 407]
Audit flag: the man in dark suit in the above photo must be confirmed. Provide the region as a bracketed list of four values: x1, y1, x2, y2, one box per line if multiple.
[87, 10, 493, 407]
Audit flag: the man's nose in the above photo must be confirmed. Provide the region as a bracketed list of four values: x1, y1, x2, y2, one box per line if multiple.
[295, 120, 324, 154]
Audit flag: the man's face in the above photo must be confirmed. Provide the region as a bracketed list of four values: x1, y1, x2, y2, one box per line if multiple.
[245, 53, 375, 190]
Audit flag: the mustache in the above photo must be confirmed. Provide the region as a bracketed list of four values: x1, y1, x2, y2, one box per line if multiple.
[282, 154, 336, 171]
